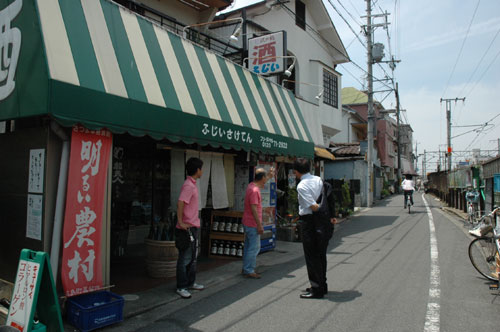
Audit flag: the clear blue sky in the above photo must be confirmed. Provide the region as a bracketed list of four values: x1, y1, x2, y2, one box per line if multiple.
[225, 0, 500, 171]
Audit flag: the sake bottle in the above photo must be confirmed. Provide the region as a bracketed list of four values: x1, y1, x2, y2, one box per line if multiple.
[218, 217, 226, 232]
[237, 242, 243, 257]
[211, 240, 218, 255]
[212, 216, 219, 232]
[217, 241, 225, 255]
[224, 241, 231, 256]
[238, 218, 245, 233]
[231, 218, 239, 233]
[225, 217, 233, 232]
[230, 242, 237, 256]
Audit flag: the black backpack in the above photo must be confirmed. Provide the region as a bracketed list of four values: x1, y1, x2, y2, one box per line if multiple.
[315, 181, 335, 220]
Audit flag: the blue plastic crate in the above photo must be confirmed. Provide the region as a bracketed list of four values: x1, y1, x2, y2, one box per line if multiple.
[66, 291, 124, 332]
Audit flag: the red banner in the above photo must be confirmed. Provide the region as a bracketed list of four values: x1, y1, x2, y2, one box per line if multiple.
[61, 126, 112, 297]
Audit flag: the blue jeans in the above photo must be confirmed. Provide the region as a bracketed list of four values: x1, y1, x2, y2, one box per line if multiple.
[242, 225, 261, 274]
[176, 228, 198, 289]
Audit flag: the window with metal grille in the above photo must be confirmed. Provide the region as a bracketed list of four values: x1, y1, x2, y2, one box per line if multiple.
[296, 0, 306, 30]
[323, 69, 338, 108]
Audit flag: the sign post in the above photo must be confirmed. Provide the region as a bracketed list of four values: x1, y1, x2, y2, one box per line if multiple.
[7, 249, 63, 332]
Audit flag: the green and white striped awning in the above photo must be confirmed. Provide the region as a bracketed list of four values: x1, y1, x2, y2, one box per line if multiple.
[1, 0, 314, 157]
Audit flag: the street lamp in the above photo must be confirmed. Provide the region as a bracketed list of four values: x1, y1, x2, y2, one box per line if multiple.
[243, 55, 296, 77]
[182, 17, 243, 41]
[281, 79, 324, 100]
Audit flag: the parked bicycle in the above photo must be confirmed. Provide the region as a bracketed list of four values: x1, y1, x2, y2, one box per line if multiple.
[465, 188, 480, 226]
[468, 207, 500, 281]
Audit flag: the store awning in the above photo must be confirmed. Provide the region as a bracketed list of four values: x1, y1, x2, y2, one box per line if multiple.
[0, 0, 314, 158]
[314, 147, 335, 160]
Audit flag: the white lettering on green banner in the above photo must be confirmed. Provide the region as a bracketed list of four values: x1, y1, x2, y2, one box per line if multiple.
[0, 0, 22, 101]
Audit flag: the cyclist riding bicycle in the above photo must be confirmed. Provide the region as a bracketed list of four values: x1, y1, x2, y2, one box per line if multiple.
[401, 174, 415, 209]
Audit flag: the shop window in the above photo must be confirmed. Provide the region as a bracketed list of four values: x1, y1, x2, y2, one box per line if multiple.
[110, 136, 172, 257]
[323, 69, 338, 108]
[296, 0, 306, 30]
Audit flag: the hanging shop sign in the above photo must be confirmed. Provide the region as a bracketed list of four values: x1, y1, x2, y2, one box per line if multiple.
[0, 0, 22, 101]
[247, 31, 286, 75]
[61, 125, 112, 297]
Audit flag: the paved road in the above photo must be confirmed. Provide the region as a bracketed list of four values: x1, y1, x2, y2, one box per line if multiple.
[103, 193, 500, 332]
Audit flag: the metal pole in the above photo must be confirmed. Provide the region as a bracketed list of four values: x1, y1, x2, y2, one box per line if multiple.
[446, 100, 451, 171]
[423, 150, 426, 180]
[440, 97, 465, 172]
[395, 83, 401, 192]
[366, 0, 374, 207]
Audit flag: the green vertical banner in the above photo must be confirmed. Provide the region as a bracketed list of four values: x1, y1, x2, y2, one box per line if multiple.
[6, 249, 63, 332]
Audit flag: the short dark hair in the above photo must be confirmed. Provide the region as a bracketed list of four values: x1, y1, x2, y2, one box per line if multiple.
[293, 158, 310, 174]
[186, 157, 203, 176]
[254, 168, 266, 181]
[405, 174, 413, 180]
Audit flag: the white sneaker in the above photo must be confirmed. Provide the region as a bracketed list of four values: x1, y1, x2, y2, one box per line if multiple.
[189, 283, 205, 291]
[176, 288, 191, 298]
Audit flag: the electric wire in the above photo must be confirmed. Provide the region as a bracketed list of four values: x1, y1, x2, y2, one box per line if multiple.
[457, 25, 500, 98]
[328, 0, 367, 50]
[322, 0, 395, 92]
[441, 0, 481, 98]
[278, 2, 394, 92]
[334, 0, 363, 27]
[463, 46, 500, 98]
[454, 24, 500, 124]
[463, 112, 500, 150]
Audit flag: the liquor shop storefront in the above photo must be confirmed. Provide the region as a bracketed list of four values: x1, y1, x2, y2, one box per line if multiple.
[0, 0, 314, 292]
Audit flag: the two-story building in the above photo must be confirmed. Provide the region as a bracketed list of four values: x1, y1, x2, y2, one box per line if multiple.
[217, 0, 350, 150]
[0, 0, 319, 293]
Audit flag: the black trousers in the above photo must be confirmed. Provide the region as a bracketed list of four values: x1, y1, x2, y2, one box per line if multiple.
[300, 214, 333, 294]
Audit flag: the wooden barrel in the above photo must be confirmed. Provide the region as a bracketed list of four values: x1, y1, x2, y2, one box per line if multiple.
[144, 239, 178, 278]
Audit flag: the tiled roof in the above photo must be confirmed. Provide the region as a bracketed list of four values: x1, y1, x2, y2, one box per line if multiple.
[330, 143, 361, 156]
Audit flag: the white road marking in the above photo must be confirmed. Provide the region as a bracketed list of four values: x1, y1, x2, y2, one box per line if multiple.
[423, 194, 440, 332]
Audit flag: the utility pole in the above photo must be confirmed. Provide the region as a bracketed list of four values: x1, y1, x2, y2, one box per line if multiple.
[423, 150, 426, 180]
[414, 140, 418, 173]
[440, 97, 465, 172]
[365, 0, 374, 207]
[395, 83, 401, 192]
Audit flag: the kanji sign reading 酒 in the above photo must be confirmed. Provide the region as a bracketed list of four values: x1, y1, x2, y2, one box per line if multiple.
[247, 31, 286, 75]
[61, 126, 112, 297]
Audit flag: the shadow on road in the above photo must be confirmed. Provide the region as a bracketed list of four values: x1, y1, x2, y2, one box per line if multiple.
[326, 289, 362, 303]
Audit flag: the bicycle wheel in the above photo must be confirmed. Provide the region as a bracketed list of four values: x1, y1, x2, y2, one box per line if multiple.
[468, 237, 499, 281]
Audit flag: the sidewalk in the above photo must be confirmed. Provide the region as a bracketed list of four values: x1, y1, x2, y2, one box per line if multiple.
[120, 215, 354, 320]
[61, 214, 356, 331]
[441, 206, 468, 221]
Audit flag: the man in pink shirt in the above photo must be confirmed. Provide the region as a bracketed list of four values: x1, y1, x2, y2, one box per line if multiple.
[242, 167, 274, 279]
[176, 157, 204, 299]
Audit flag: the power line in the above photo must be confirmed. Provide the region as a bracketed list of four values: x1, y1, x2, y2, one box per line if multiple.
[464, 112, 500, 150]
[441, 0, 481, 98]
[327, 0, 366, 50]
[334, 0, 362, 27]
[464, 46, 500, 97]
[457, 25, 500, 99]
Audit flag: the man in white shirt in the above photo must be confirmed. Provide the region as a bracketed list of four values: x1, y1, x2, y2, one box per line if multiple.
[401, 174, 415, 208]
[293, 158, 336, 299]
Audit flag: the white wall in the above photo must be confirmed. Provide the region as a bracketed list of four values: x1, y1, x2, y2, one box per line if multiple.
[221, 1, 348, 147]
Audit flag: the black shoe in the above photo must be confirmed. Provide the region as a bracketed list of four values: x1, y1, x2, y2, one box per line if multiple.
[305, 285, 328, 295]
[300, 291, 324, 299]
